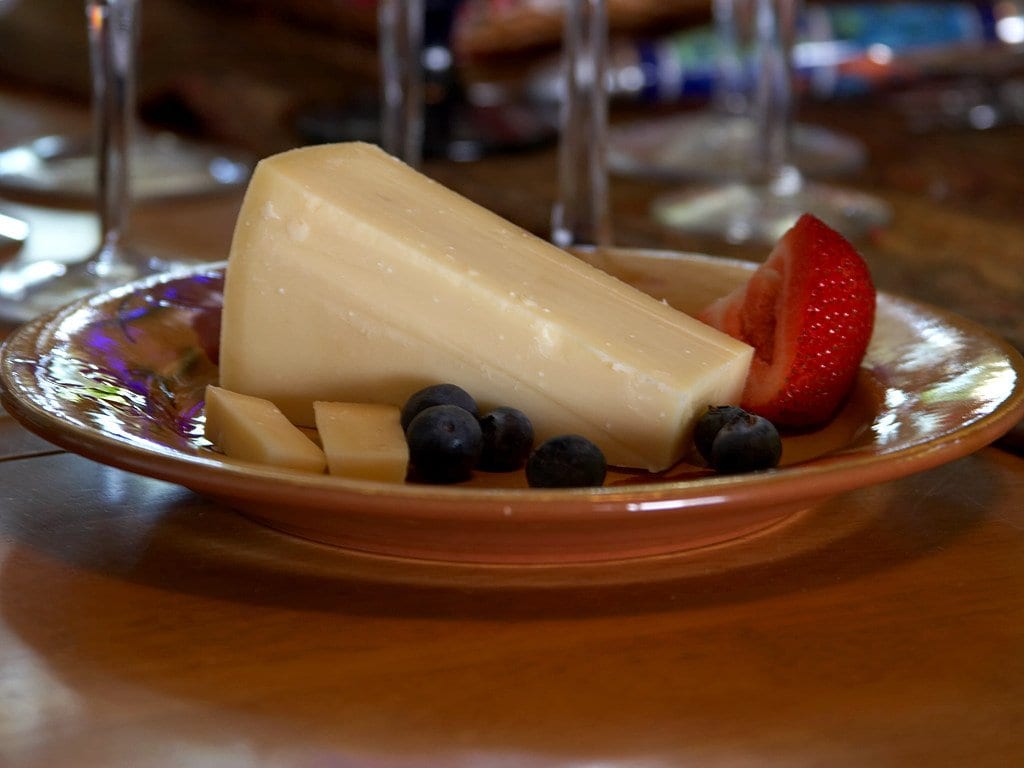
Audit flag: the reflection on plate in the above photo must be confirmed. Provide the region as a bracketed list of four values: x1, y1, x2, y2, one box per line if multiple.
[2, 251, 1022, 564]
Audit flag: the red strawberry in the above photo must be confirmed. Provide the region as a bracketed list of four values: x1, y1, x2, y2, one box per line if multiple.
[699, 213, 876, 429]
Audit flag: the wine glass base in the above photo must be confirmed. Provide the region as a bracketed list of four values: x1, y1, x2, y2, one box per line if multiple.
[0, 131, 252, 202]
[608, 112, 867, 181]
[0, 210, 29, 260]
[651, 179, 891, 245]
[0, 247, 196, 324]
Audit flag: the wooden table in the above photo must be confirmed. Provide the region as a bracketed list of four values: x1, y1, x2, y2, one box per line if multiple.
[2, 36, 1024, 767]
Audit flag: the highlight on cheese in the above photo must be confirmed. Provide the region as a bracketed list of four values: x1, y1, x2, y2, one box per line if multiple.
[216, 141, 753, 472]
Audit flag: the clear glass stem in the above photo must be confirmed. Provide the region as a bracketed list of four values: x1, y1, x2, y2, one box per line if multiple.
[751, 0, 801, 192]
[712, 0, 747, 117]
[551, 0, 611, 249]
[378, 0, 424, 168]
[648, 0, 888, 244]
[86, 0, 138, 276]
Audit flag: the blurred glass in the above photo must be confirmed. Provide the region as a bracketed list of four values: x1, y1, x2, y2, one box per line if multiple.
[650, 0, 891, 244]
[552, 0, 612, 249]
[0, 0, 198, 323]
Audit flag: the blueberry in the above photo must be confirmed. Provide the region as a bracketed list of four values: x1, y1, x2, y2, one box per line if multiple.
[526, 434, 606, 488]
[406, 404, 483, 483]
[709, 412, 782, 474]
[478, 407, 535, 472]
[401, 383, 479, 432]
[693, 405, 747, 463]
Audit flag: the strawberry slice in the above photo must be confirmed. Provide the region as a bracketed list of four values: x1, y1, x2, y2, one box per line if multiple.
[699, 214, 876, 429]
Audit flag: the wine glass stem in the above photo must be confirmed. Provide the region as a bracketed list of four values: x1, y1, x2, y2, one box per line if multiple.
[552, 0, 611, 249]
[751, 0, 801, 191]
[86, 0, 138, 272]
[712, 0, 746, 116]
[378, 0, 425, 168]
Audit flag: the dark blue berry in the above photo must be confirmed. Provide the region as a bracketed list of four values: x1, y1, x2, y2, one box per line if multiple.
[406, 405, 482, 483]
[401, 383, 479, 432]
[709, 412, 782, 474]
[526, 434, 606, 488]
[693, 405, 747, 463]
[478, 407, 534, 471]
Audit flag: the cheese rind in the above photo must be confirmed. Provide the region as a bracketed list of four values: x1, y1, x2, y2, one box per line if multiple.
[204, 385, 326, 473]
[314, 401, 409, 483]
[219, 142, 753, 471]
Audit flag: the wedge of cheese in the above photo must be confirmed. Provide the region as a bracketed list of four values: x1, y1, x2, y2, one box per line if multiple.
[314, 401, 409, 483]
[204, 385, 326, 473]
[218, 142, 752, 471]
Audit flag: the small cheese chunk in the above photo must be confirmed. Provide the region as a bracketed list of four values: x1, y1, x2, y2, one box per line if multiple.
[219, 142, 753, 471]
[204, 385, 326, 473]
[313, 401, 409, 483]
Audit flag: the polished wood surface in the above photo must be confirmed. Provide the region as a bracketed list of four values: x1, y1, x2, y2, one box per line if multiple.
[2, 447, 1022, 767]
[2, 5, 1024, 764]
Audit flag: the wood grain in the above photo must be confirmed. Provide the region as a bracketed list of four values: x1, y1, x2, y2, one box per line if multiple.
[0, 449, 1022, 766]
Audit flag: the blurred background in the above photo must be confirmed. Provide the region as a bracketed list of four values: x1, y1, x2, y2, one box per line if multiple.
[3, 0, 1023, 159]
[0, 0, 716, 158]
[1, 0, 1022, 369]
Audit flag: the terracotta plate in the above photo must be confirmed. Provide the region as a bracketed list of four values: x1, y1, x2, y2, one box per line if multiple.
[2, 251, 1022, 564]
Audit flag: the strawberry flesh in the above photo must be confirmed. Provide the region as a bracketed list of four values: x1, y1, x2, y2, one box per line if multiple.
[698, 214, 876, 429]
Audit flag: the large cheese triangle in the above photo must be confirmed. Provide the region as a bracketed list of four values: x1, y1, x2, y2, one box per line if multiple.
[218, 142, 752, 471]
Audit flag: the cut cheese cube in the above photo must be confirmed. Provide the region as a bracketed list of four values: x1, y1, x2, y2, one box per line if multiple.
[218, 142, 753, 471]
[313, 401, 409, 483]
[204, 385, 326, 473]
